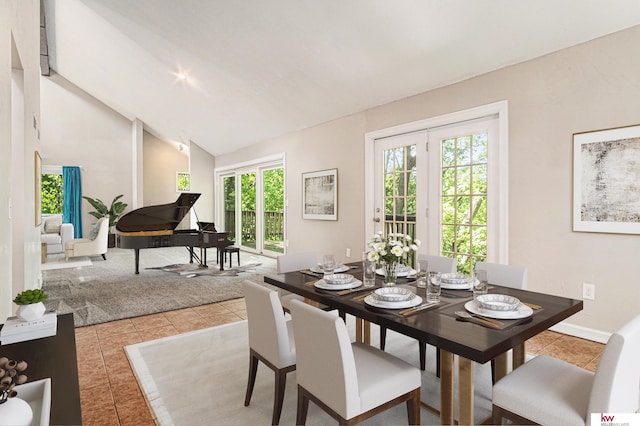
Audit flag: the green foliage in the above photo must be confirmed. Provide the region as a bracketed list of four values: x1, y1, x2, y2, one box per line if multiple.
[262, 168, 284, 212]
[240, 172, 256, 212]
[13, 289, 48, 305]
[41, 174, 63, 214]
[177, 173, 190, 191]
[82, 194, 128, 228]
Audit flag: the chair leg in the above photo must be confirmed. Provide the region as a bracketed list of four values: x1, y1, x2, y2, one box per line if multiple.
[272, 369, 287, 425]
[244, 352, 259, 406]
[101, 253, 106, 260]
[406, 388, 421, 425]
[236, 250, 240, 266]
[296, 386, 309, 426]
[419, 342, 426, 371]
[380, 326, 387, 350]
[492, 404, 504, 425]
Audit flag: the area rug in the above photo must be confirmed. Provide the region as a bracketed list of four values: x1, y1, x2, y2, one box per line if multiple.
[42, 247, 277, 327]
[126, 317, 494, 425]
[41, 255, 92, 271]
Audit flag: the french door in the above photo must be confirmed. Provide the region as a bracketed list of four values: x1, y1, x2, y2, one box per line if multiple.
[220, 163, 284, 257]
[368, 105, 506, 274]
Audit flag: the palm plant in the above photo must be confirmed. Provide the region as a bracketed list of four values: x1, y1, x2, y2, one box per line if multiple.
[82, 194, 128, 229]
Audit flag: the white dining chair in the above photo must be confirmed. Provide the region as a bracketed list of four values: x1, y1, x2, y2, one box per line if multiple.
[276, 252, 317, 311]
[474, 261, 528, 383]
[492, 314, 640, 425]
[380, 254, 457, 371]
[289, 299, 422, 425]
[242, 280, 296, 425]
[474, 261, 527, 289]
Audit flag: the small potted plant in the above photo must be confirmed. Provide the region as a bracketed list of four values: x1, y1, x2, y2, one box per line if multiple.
[13, 289, 48, 322]
[0, 357, 32, 425]
[82, 194, 128, 247]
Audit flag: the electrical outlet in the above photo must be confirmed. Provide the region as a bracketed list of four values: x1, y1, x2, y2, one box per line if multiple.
[346, 248, 351, 258]
[583, 283, 595, 300]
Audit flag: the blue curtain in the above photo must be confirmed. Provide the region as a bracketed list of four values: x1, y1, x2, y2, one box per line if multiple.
[63, 166, 83, 238]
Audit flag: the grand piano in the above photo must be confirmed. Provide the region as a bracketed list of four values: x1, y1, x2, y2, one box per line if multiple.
[116, 193, 233, 274]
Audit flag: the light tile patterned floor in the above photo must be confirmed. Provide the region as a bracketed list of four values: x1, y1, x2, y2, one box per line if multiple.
[76, 299, 604, 425]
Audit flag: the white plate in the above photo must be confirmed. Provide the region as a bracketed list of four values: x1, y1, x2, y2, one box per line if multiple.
[364, 294, 423, 309]
[315, 278, 362, 290]
[439, 277, 477, 290]
[375, 268, 417, 278]
[464, 300, 533, 319]
[311, 265, 350, 274]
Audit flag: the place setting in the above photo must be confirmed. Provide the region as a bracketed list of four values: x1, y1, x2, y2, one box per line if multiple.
[312, 273, 363, 291]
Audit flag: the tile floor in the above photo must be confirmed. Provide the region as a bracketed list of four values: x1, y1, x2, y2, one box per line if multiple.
[76, 298, 605, 425]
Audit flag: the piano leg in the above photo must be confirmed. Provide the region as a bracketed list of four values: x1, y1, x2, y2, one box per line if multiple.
[218, 247, 225, 271]
[134, 249, 140, 275]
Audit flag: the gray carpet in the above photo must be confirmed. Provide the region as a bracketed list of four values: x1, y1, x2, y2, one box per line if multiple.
[42, 247, 277, 327]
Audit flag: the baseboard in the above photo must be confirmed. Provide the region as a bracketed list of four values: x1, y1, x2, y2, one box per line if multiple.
[550, 321, 611, 344]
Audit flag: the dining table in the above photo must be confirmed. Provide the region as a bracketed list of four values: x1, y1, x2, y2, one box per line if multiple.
[264, 263, 583, 425]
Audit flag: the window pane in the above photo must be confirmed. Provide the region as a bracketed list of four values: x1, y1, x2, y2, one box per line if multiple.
[442, 168, 456, 196]
[456, 166, 471, 194]
[442, 138, 456, 167]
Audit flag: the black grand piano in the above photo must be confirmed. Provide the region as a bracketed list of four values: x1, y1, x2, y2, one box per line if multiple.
[116, 193, 233, 274]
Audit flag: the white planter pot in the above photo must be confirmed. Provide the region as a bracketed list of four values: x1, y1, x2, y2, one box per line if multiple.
[0, 397, 33, 426]
[16, 302, 46, 322]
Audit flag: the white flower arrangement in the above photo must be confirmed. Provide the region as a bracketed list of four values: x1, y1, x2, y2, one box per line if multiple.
[366, 232, 420, 282]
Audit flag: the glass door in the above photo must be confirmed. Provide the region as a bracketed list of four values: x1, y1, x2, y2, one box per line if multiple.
[240, 171, 257, 250]
[261, 167, 284, 255]
[222, 175, 236, 242]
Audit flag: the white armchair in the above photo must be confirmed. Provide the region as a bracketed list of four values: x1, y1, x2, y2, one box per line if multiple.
[65, 217, 109, 260]
[40, 215, 74, 255]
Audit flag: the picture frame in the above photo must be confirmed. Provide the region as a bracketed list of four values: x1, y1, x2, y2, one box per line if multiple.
[35, 150, 42, 227]
[573, 124, 640, 234]
[176, 172, 190, 192]
[302, 168, 337, 220]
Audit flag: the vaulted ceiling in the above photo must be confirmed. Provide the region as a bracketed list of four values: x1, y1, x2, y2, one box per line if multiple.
[44, 0, 640, 156]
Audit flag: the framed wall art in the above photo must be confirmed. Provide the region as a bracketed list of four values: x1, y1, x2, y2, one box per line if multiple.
[302, 168, 337, 220]
[573, 124, 640, 234]
[176, 172, 190, 192]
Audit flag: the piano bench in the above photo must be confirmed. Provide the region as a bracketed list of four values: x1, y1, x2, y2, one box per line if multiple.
[224, 246, 240, 268]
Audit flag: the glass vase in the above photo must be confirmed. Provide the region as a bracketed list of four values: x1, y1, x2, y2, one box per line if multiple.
[383, 263, 398, 286]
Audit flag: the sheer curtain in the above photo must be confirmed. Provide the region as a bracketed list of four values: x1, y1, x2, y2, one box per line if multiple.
[63, 166, 83, 238]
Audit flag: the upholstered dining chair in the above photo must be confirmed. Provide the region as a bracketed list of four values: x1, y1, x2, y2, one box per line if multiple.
[242, 280, 296, 426]
[289, 299, 422, 425]
[474, 261, 528, 383]
[492, 314, 640, 425]
[64, 216, 109, 261]
[276, 252, 317, 312]
[380, 254, 457, 371]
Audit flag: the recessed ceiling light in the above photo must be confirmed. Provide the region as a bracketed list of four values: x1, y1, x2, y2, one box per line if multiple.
[177, 72, 188, 81]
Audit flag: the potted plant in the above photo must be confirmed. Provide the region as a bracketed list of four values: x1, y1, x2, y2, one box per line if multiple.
[83, 194, 128, 247]
[13, 289, 48, 322]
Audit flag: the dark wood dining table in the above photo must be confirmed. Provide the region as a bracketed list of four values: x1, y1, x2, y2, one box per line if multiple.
[264, 263, 583, 425]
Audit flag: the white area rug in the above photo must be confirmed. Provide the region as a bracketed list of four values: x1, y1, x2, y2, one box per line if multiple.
[41, 255, 92, 271]
[126, 317, 494, 425]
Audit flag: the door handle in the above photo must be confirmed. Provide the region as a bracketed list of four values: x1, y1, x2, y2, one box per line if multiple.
[373, 217, 381, 223]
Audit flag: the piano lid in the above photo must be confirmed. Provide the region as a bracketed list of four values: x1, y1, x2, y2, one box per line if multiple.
[116, 193, 201, 233]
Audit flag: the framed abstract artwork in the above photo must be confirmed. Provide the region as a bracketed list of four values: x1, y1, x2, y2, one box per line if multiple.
[302, 168, 337, 220]
[176, 172, 190, 192]
[573, 124, 640, 234]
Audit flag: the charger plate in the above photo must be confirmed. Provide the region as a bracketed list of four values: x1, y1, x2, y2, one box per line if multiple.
[364, 294, 423, 309]
[315, 279, 362, 291]
[464, 300, 532, 319]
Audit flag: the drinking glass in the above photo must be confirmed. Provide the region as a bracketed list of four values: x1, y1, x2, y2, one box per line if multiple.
[473, 269, 489, 299]
[362, 258, 376, 288]
[322, 254, 336, 276]
[426, 272, 441, 302]
[416, 262, 428, 288]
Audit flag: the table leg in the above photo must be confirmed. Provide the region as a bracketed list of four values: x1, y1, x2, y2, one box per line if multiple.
[363, 320, 370, 345]
[458, 356, 474, 425]
[493, 352, 509, 383]
[440, 349, 454, 425]
[512, 342, 526, 369]
[356, 318, 363, 343]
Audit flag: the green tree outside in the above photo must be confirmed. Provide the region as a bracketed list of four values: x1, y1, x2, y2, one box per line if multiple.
[42, 174, 63, 214]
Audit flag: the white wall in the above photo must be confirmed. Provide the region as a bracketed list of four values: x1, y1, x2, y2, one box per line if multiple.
[216, 25, 640, 336]
[189, 141, 215, 223]
[40, 73, 133, 237]
[0, 0, 41, 320]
